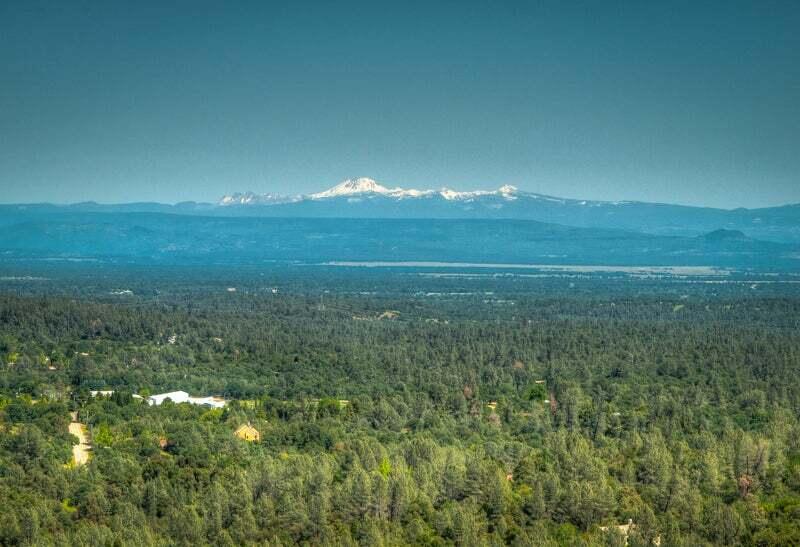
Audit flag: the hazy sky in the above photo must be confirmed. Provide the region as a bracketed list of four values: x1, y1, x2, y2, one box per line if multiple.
[1, 1, 798, 208]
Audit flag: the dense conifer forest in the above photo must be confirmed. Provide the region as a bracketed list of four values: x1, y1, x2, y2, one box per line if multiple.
[1, 267, 799, 545]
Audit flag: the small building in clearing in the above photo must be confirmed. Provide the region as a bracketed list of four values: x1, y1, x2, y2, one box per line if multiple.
[235, 423, 260, 442]
[148, 391, 190, 405]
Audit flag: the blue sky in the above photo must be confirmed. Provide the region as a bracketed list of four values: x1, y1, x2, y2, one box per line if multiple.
[1, 0, 798, 207]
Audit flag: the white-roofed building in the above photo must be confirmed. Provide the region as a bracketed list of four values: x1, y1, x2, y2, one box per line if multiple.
[147, 391, 226, 408]
[147, 391, 190, 406]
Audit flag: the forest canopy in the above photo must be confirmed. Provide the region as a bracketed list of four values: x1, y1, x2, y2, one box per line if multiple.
[1, 268, 799, 545]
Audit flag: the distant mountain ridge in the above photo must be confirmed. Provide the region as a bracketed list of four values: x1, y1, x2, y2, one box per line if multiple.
[214, 178, 800, 244]
[1, 176, 798, 269]
[2, 177, 799, 243]
[218, 177, 587, 205]
[214, 177, 527, 205]
[0, 214, 796, 270]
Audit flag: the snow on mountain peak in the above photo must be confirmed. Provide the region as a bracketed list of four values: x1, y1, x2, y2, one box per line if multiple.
[220, 192, 258, 205]
[438, 185, 519, 201]
[438, 187, 484, 200]
[220, 178, 524, 205]
[498, 185, 518, 201]
[218, 191, 300, 206]
[499, 185, 518, 195]
[311, 178, 393, 199]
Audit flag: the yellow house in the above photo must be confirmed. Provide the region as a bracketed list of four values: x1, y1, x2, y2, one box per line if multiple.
[235, 423, 260, 442]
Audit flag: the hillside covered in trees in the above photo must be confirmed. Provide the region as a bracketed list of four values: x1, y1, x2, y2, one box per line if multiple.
[1, 268, 800, 545]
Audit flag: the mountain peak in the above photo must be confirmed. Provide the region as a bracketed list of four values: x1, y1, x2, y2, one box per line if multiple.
[221, 178, 525, 204]
[220, 191, 257, 205]
[310, 177, 394, 199]
[218, 191, 300, 206]
[499, 185, 518, 195]
[438, 185, 519, 201]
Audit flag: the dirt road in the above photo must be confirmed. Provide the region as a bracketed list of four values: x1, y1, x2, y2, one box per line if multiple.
[69, 411, 90, 465]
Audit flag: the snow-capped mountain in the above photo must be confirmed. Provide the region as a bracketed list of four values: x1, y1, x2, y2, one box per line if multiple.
[3, 177, 798, 243]
[219, 191, 302, 206]
[219, 177, 527, 205]
[209, 177, 800, 243]
[438, 184, 520, 201]
[310, 177, 402, 199]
